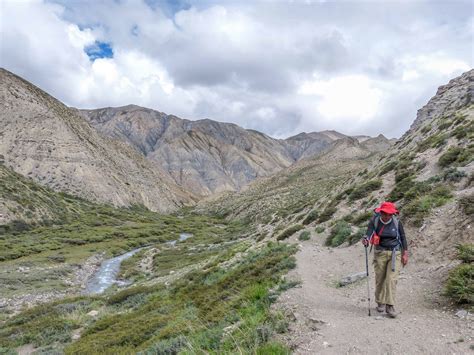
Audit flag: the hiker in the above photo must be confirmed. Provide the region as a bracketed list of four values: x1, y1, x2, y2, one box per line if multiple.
[362, 201, 408, 318]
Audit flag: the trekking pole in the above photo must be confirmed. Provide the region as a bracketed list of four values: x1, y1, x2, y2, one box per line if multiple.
[365, 245, 371, 316]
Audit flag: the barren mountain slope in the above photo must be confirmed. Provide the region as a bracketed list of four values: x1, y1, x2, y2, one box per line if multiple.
[198, 136, 385, 231]
[80, 106, 374, 197]
[0, 69, 194, 214]
[80, 105, 296, 196]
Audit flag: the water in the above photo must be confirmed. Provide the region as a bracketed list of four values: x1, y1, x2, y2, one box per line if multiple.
[166, 233, 193, 247]
[85, 233, 193, 294]
[85, 249, 141, 295]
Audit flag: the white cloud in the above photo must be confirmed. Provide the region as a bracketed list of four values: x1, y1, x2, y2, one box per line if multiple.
[0, 0, 472, 139]
[298, 75, 383, 121]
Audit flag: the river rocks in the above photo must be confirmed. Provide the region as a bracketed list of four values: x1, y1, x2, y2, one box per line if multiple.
[339, 271, 367, 286]
[455, 309, 468, 319]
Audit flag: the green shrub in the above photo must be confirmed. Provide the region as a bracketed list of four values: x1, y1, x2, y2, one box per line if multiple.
[453, 113, 467, 125]
[315, 226, 325, 234]
[302, 210, 318, 225]
[457, 244, 474, 263]
[417, 133, 448, 152]
[452, 126, 467, 139]
[298, 231, 311, 241]
[256, 342, 290, 355]
[387, 177, 415, 202]
[403, 186, 452, 227]
[318, 205, 337, 223]
[459, 195, 474, 215]
[439, 147, 463, 167]
[348, 180, 383, 201]
[107, 286, 155, 305]
[438, 120, 453, 130]
[378, 161, 397, 176]
[395, 169, 413, 183]
[325, 221, 351, 247]
[442, 168, 466, 182]
[445, 263, 474, 304]
[276, 224, 304, 241]
[352, 211, 373, 226]
[457, 146, 474, 166]
[342, 213, 353, 223]
[420, 124, 432, 134]
[348, 229, 365, 245]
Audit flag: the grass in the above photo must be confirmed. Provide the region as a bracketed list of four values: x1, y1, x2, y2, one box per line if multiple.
[442, 168, 467, 183]
[402, 185, 453, 227]
[378, 161, 397, 176]
[318, 200, 339, 223]
[276, 224, 304, 241]
[348, 180, 382, 201]
[438, 146, 474, 168]
[459, 195, 474, 215]
[351, 211, 373, 226]
[302, 210, 318, 225]
[348, 229, 365, 245]
[325, 221, 351, 247]
[456, 244, 474, 263]
[0, 239, 297, 354]
[445, 264, 473, 305]
[416, 133, 448, 153]
[298, 231, 311, 241]
[315, 226, 325, 234]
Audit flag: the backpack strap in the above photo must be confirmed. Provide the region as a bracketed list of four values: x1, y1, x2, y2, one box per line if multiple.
[392, 215, 401, 246]
[374, 214, 380, 232]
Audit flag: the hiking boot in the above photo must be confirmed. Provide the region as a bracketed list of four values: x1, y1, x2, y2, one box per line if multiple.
[376, 303, 385, 313]
[386, 305, 397, 318]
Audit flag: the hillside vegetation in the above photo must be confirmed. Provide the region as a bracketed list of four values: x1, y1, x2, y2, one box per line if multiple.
[0, 70, 472, 354]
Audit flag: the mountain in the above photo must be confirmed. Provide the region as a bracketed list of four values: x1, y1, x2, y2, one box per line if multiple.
[79, 105, 296, 196]
[198, 134, 379, 225]
[79, 106, 392, 197]
[0, 68, 194, 214]
[202, 69, 473, 258]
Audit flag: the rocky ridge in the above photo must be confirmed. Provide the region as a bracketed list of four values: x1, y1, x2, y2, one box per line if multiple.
[80, 106, 392, 197]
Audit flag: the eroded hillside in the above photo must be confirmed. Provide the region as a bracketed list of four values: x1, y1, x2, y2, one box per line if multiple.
[0, 69, 194, 215]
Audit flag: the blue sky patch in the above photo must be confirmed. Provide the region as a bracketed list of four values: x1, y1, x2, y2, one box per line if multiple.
[145, 0, 191, 17]
[85, 41, 114, 61]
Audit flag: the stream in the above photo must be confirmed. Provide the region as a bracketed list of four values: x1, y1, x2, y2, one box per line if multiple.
[85, 233, 193, 294]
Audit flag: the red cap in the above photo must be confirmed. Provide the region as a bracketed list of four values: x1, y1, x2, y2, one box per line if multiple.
[375, 201, 399, 215]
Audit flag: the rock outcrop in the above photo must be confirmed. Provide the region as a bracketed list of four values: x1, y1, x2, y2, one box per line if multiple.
[405, 69, 473, 135]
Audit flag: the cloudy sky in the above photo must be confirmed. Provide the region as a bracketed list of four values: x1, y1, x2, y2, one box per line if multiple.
[1, 0, 472, 138]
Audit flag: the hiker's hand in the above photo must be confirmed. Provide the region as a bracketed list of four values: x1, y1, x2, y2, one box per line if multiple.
[402, 250, 408, 266]
[362, 238, 369, 247]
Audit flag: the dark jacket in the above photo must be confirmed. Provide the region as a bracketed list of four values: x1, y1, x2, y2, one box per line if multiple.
[365, 216, 408, 251]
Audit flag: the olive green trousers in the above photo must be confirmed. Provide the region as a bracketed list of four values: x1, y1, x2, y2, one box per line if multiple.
[373, 249, 401, 306]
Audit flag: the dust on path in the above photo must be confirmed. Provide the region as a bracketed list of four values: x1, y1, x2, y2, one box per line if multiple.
[276, 234, 473, 354]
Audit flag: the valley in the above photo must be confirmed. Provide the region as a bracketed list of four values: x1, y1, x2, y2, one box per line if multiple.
[0, 69, 472, 354]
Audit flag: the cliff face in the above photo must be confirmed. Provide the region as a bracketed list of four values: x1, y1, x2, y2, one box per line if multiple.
[405, 69, 473, 135]
[0, 69, 194, 213]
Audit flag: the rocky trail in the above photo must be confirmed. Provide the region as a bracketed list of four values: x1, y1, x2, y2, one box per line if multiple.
[276, 233, 473, 354]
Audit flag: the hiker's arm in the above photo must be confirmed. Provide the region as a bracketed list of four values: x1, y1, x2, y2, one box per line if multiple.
[365, 217, 375, 238]
[399, 221, 408, 251]
[362, 217, 375, 245]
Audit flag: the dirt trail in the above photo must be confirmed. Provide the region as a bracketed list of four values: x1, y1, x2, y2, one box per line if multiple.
[277, 234, 473, 354]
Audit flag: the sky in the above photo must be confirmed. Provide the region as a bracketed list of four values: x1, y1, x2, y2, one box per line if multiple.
[0, 0, 472, 139]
